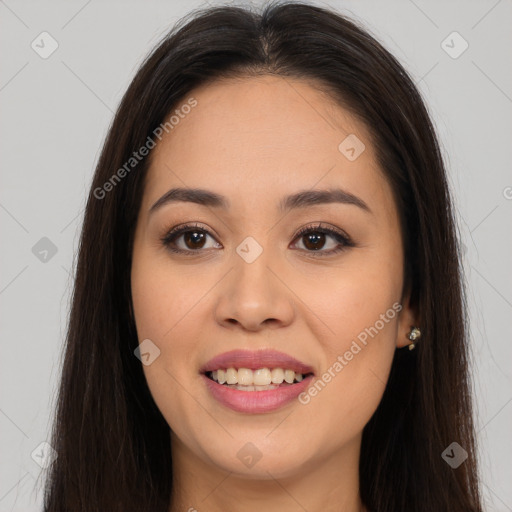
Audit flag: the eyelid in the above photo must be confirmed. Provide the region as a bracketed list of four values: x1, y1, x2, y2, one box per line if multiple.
[292, 222, 351, 244]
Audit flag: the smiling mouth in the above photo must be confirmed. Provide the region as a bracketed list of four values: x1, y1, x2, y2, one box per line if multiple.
[205, 367, 314, 391]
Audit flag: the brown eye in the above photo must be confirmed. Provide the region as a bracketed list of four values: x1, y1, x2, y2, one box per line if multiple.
[181, 230, 207, 250]
[291, 223, 354, 256]
[301, 231, 327, 251]
[161, 223, 221, 255]
[161, 222, 354, 257]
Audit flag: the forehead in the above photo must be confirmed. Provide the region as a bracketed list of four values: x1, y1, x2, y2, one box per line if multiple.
[143, 75, 390, 215]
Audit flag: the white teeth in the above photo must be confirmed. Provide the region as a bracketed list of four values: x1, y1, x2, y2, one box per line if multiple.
[226, 368, 237, 384]
[208, 367, 308, 386]
[284, 369, 295, 384]
[217, 369, 226, 384]
[253, 368, 271, 386]
[238, 368, 253, 385]
[226, 384, 279, 391]
[271, 368, 284, 384]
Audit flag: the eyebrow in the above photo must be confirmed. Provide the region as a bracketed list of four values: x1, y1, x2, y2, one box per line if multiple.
[149, 186, 371, 215]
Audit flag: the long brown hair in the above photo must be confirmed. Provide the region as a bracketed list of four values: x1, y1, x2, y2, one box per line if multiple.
[42, 2, 482, 510]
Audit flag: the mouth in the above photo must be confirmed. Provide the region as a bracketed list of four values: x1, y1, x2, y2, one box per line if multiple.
[199, 349, 315, 413]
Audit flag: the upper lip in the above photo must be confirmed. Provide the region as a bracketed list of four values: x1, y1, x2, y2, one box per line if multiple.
[200, 349, 315, 375]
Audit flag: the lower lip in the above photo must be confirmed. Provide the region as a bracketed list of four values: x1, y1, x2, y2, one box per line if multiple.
[202, 374, 314, 413]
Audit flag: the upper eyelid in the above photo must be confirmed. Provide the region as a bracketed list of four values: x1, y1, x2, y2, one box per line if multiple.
[162, 222, 351, 246]
[295, 223, 350, 239]
[163, 222, 346, 236]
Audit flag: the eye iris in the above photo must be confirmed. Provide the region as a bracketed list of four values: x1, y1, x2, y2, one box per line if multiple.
[303, 232, 325, 250]
[184, 230, 206, 249]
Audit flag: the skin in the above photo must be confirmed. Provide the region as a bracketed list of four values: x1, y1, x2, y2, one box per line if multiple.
[130, 75, 418, 512]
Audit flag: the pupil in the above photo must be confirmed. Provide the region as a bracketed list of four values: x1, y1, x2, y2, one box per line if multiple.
[185, 231, 205, 249]
[304, 232, 325, 250]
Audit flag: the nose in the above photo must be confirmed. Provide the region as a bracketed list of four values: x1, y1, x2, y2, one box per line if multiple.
[214, 246, 295, 332]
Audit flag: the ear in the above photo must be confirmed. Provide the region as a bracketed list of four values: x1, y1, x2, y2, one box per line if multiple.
[396, 289, 420, 349]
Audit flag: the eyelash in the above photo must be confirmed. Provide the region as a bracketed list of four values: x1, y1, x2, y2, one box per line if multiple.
[160, 222, 354, 257]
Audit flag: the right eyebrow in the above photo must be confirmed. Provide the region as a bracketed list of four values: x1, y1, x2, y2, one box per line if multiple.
[149, 187, 228, 215]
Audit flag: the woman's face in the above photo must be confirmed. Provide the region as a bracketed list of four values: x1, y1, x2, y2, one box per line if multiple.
[131, 75, 416, 480]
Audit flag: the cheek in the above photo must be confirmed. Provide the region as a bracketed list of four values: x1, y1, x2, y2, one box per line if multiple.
[130, 243, 223, 412]
[294, 247, 402, 438]
[291, 237, 403, 346]
[131, 252, 205, 438]
[297, 307, 398, 452]
[131, 242, 208, 344]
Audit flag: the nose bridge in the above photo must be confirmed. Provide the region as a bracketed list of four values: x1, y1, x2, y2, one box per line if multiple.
[232, 235, 279, 299]
[214, 234, 295, 330]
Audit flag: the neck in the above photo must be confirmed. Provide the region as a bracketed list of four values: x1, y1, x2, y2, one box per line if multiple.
[168, 431, 366, 512]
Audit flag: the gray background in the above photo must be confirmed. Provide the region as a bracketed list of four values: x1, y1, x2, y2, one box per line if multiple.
[1, 0, 511, 510]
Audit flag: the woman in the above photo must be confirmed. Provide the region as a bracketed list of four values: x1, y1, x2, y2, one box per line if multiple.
[43, 2, 483, 511]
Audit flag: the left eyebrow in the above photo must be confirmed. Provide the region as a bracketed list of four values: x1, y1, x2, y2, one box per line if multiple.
[278, 188, 371, 214]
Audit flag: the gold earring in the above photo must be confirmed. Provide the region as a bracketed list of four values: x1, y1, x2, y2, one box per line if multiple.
[407, 327, 421, 350]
